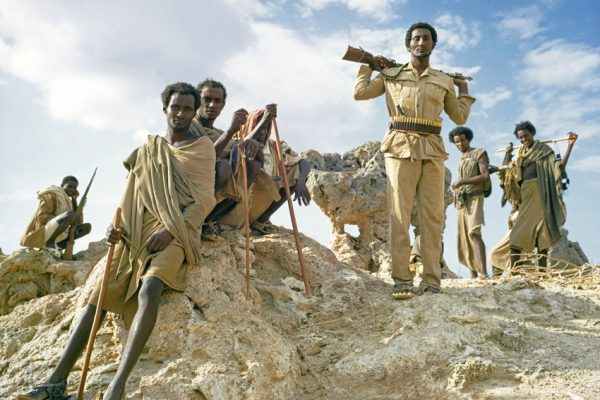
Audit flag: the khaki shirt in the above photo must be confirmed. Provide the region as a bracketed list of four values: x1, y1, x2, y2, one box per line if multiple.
[354, 63, 476, 160]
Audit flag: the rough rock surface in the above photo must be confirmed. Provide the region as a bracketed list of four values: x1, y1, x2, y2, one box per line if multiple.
[305, 142, 589, 275]
[1, 230, 600, 399]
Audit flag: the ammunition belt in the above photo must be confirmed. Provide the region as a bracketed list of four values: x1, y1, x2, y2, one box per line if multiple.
[389, 116, 442, 135]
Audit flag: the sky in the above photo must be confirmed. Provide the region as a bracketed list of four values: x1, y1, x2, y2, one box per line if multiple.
[1, 0, 599, 275]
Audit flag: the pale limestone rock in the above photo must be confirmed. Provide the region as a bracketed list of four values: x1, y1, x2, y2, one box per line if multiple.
[2, 229, 600, 399]
[305, 142, 589, 277]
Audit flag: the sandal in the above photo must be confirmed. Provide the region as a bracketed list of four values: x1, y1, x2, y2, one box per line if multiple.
[250, 220, 274, 236]
[17, 380, 70, 400]
[418, 286, 441, 295]
[392, 282, 415, 300]
[201, 221, 222, 241]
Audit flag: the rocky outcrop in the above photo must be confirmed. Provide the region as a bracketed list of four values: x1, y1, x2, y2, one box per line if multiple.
[305, 142, 391, 278]
[1, 231, 600, 399]
[305, 142, 589, 275]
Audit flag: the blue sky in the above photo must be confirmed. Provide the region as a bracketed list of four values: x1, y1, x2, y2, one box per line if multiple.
[1, 0, 599, 274]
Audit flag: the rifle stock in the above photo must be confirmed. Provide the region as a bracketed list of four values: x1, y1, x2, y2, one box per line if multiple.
[63, 168, 97, 260]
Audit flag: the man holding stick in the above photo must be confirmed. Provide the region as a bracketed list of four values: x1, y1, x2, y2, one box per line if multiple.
[491, 121, 577, 272]
[189, 78, 263, 240]
[18, 82, 216, 400]
[353, 21, 475, 299]
[218, 107, 312, 234]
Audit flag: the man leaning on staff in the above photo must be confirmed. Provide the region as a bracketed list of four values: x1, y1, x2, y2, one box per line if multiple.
[353, 21, 476, 299]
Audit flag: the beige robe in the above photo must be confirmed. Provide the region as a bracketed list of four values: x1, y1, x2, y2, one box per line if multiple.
[220, 140, 302, 228]
[21, 186, 73, 248]
[455, 147, 488, 273]
[88, 135, 216, 327]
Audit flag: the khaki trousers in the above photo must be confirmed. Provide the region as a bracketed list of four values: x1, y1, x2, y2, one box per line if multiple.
[385, 157, 445, 289]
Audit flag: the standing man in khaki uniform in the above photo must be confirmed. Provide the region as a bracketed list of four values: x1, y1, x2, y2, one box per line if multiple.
[353, 22, 475, 298]
[449, 126, 490, 278]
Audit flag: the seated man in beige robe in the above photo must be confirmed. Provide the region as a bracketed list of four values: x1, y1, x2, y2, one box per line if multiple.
[20, 176, 91, 251]
[448, 126, 491, 278]
[219, 107, 311, 234]
[188, 79, 263, 240]
[492, 120, 577, 272]
[18, 82, 216, 400]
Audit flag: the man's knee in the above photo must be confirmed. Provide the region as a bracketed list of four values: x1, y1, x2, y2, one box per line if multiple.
[138, 276, 165, 305]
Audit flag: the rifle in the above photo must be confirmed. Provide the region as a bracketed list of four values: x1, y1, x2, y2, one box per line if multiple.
[342, 45, 473, 81]
[494, 136, 573, 152]
[63, 167, 97, 260]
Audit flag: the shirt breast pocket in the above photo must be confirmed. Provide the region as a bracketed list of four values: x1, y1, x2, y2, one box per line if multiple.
[390, 79, 414, 114]
[424, 80, 449, 108]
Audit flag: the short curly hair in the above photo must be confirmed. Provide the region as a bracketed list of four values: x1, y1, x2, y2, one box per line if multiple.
[448, 126, 473, 143]
[161, 82, 200, 110]
[61, 176, 78, 186]
[196, 78, 227, 102]
[514, 120, 536, 138]
[405, 22, 438, 49]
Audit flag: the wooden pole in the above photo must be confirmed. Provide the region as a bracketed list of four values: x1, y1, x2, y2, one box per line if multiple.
[271, 119, 312, 297]
[77, 207, 121, 400]
[495, 135, 572, 152]
[237, 123, 252, 300]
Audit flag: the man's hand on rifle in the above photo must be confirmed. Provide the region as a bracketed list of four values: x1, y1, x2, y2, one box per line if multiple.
[502, 143, 514, 165]
[453, 77, 469, 94]
[567, 132, 578, 146]
[370, 55, 392, 72]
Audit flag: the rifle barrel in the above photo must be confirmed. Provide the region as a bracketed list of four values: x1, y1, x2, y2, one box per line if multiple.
[495, 136, 572, 153]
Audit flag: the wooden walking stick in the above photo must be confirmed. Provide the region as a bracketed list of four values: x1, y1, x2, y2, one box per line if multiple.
[271, 119, 312, 297]
[77, 207, 122, 400]
[237, 124, 253, 300]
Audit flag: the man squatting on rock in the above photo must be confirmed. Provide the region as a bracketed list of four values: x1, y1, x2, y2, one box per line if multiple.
[216, 107, 312, 235]
[489, 121, 577, 273]
[448, 126, 491, 278]
[18, 82, 217, 400]
[353, 21, 475, 299]
[20, 176, 91, 252]
[188, 79, 264, 240]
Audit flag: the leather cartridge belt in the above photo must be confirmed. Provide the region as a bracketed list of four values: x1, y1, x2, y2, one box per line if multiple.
[389, 116, 442, 135]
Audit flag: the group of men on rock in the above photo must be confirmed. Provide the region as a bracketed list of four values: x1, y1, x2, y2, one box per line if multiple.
[17, 20, 577, 400]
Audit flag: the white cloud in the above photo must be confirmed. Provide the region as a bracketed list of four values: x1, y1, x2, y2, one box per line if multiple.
[477, 86, 512, 110]
[571, 155, 600, 173]
[0, 0, 254, 133]
[521, 40, 600, 89]
[435, 13, 481, 51]
[299, 0, 402, 22]
[496, 5, 546, 39]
